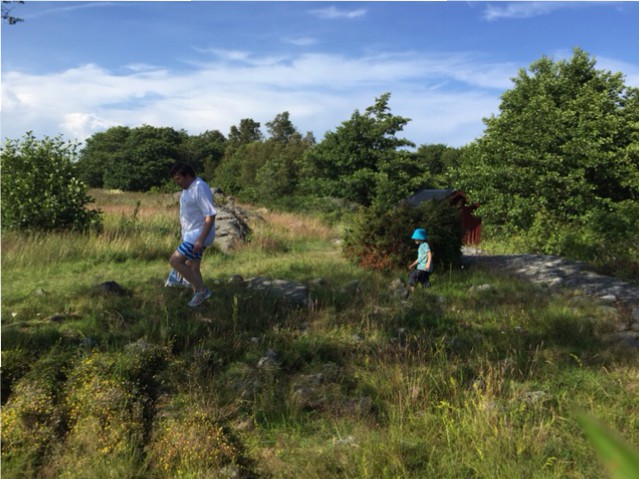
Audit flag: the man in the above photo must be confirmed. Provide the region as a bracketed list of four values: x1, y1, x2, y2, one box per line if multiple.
[169, 162, 216, 307]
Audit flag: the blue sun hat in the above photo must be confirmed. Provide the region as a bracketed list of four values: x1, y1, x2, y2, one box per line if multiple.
[411, 228, 427, 241]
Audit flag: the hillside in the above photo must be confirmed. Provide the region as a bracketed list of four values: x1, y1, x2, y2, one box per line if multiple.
[1, 190, 638, 478]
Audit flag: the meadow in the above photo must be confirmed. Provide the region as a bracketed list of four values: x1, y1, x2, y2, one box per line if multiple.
[1, 189, 638, 478]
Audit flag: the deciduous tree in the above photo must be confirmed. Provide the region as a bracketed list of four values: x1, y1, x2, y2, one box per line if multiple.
[303, 93, 415, 207]
[455, 48, 639, 237]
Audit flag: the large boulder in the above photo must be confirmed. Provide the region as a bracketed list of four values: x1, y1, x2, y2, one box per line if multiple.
[215, 198, 253, 253]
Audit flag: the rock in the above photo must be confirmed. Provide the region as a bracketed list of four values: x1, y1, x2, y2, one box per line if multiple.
[599, 294, 617, 303]
[257, 355, 278, 371]
[246, 276, 310, 307]
[308, 278, 328, 288]
[632, 307, 639, 322]
[342, 280, 362, 295]
[469, 284, 493, 292]
[227, 274, 246, 287]
[605, 331, 639, 349]
[389, 278, 408, 300]
[214, 204, 252, 253]
[96, 281, 127, 296]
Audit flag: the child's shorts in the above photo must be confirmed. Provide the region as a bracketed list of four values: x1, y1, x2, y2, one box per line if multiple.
[408, 269, 430, 287]
[177, 241, 206, 261]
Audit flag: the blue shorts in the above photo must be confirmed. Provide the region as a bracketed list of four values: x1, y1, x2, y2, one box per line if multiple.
[408, 269, 430, 287]
[177, 241, 206, 261]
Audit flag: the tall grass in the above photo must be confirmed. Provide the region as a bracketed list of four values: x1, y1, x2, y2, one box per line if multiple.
[2, 189, 638, 478]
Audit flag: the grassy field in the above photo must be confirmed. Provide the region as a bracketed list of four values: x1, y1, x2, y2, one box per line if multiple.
[2, 189, 638, 478]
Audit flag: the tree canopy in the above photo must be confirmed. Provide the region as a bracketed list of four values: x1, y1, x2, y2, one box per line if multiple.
[76, 125, 186, 191]
[453, 48, 639, 263]
[2, 1, 24, 24]
[454, 48, 639, 232]
[303, 93, 418, 207]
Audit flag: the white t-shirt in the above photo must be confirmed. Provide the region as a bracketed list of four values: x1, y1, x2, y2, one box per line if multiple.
[179, 177, 217, 246]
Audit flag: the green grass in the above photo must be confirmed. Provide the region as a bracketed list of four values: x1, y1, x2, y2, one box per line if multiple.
[2, 189, 638, 478]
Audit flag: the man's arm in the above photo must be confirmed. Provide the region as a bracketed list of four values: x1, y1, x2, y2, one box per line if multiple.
[193, 215, 216, 253]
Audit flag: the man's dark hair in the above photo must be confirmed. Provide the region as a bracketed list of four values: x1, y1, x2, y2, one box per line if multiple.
[170, 162, 196, 178]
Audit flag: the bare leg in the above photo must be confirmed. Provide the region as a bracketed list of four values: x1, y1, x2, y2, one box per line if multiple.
[169, 251, 204, 292]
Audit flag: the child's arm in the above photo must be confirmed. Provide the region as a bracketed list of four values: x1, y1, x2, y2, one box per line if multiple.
[425, 250, 432, 271]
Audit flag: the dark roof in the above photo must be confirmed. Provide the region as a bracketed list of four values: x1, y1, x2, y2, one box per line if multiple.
[406, 189, 455, 206]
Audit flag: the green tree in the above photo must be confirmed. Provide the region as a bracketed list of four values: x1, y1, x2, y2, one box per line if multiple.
[78, 125, 184, 191]
[256, 131, 315, 201]
[76, 126, 131, 188]
[303, 93, 415, 207]
[413, 143, 462, 189]
[1, 133, 101, 231]
[454, 49, 639, 241]
[2, 1, 24, 24]
[214, 119, 264, 195]
[182, 129, 227, 181]
[214, 114, 315, 201]
[226, 118, 263, 153]
[266, 111, 297, 144]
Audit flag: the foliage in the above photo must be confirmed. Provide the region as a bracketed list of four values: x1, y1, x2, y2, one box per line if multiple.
[1, 133, 102, 231]
[1, 349, 74, 476]
[413, 143, 463, 189]
[302, 93, 417, 207]
[182, 129, 227, 182]
[213, 112, 314, 201]
[454, 49, 639, 261]
[75, 126, 131, 188]
[343, 199, 463, 271]
[75, 125, 185, 191]
[149, 400, 244, 478]
[104, 125, 185, 191]
[2, 1, 23, 24]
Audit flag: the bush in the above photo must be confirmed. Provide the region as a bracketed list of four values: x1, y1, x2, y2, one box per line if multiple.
[343, 199, 463, 271]
[1, 133, 102, 231]
[522, 201, 639, 280]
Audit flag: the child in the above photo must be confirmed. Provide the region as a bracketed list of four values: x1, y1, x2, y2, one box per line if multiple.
[408, 228, 432, 290]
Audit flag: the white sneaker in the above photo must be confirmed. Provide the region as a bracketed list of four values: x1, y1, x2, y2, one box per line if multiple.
[165, 269, 191, 288]
[187, 288, 212, 307]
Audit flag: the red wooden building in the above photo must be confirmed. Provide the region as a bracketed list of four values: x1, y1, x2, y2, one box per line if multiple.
[406, 189, 482, 245]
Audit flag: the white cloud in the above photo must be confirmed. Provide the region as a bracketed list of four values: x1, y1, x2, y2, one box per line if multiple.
[282, 36, 317, 47]
[61, 113, 120, 141]
[308, 6, 367, 20]
[597, 56, 639, 88]
[0, 50, 547, 147]
[483, 2, 572, 22]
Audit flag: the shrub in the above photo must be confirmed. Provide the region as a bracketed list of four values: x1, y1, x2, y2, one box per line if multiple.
[149, 399, 245, 478]
[1, 349, 74, 476]
[343, 199, 463, 271]
[1, 133, 102, 231]
[522, 200, 639, 280]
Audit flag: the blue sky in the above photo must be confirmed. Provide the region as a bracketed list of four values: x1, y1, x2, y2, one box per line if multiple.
[2, 1, 639, 147]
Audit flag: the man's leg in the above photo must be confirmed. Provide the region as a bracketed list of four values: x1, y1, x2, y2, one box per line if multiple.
[169, 251, 204, 292]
